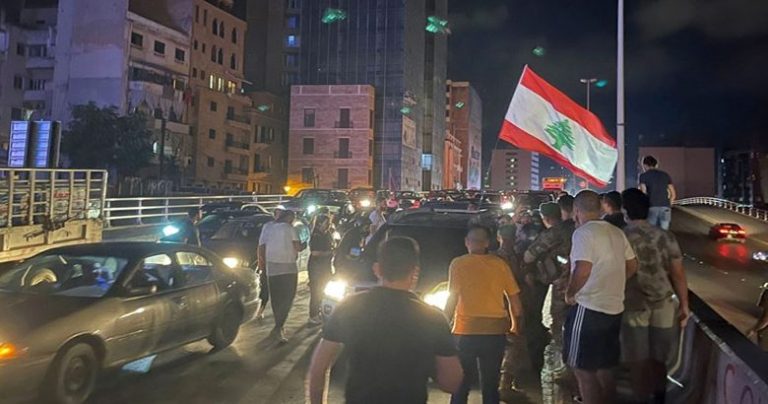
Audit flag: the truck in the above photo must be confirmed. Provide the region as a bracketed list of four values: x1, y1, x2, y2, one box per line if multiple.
[0, 168, 107, 263]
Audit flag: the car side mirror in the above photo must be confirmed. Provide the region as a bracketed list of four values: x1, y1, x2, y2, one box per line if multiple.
[126, 284, 158, 297]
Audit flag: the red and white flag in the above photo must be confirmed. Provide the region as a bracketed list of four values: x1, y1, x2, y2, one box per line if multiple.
[499, 66, 618, 186]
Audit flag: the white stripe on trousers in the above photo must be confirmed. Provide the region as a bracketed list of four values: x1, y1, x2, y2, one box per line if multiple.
[568, 305, 586, 367]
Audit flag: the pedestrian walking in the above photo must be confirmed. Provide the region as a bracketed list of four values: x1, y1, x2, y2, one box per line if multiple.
[747, 283, 768, 350]
[445, 225, 524, 404]
[307, 214, 334, 325]
[257, 208, 304, 343]
[639, 156, 677, 230]
[564, 191, 638, 404]
[255, 208, 283, 321]
[307, 237, 463, 404]
[621, 188, 690, 404]
[601, 191, 626, 229]
[365, 198, 387, 245]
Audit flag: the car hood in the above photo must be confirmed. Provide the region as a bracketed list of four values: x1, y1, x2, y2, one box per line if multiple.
[0, 292, 96, 341]
[204, 239, 257, 260]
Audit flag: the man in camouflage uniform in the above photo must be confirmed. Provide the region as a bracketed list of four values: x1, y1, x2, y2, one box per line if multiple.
[496, 224, 529, 400]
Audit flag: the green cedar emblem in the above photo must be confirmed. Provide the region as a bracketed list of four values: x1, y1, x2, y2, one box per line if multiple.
[545, 120, 575, 152]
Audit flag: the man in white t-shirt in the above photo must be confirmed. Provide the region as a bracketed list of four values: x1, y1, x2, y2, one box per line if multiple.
[258, 208, 303, 342]
[365, 199, 387, 245]
[564, 190, 637, 404]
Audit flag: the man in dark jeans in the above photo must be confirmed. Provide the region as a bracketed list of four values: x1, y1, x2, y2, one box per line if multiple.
[307, 237, 463, 404]
[639, 155, 677, 230]
[258, 208, 304, 343]
[445, 225, 523, 404]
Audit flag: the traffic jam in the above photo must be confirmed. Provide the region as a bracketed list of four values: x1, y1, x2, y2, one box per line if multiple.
[0, 182, 554, 404]
[0, 180, 765, 404]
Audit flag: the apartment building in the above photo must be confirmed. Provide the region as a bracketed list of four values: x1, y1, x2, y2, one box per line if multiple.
[489, 148, 540, 191]
[446, 81, 483, 189]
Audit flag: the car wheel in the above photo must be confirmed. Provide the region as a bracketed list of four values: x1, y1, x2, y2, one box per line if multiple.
[44, 343, 99, 404]
[208, 304, 242, 351]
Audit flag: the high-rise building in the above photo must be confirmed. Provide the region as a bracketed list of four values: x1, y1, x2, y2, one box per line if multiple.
[446, 80, 482, 189]
[287, 85, 375, 190]
[489, 148, 540, 191]
[247, 91, 288, 194]
[297, 0, 448, 190]
[186, 0, 253, 191]
[443, 130, 462, 189]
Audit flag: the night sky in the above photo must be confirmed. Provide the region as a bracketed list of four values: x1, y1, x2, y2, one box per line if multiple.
[447, 0, 768, 175]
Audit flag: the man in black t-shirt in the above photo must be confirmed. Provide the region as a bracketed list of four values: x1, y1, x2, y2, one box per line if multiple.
[307, 237, 463, 404]
[639, 155, 677, 230]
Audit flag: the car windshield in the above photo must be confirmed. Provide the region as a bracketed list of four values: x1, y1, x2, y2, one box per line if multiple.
[0, 254, 130, 297]
[211, 218, 271, 240]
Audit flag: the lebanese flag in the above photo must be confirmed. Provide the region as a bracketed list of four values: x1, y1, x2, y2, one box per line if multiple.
[499, 66, 618, 186]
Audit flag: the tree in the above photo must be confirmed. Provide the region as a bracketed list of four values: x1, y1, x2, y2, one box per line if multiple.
[63, 103, 153, 178]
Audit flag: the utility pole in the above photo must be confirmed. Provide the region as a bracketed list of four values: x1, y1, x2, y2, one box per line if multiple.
[580, 78, 598, 111]
[159, 115, 166, 180]
[617, 0, 626, 190]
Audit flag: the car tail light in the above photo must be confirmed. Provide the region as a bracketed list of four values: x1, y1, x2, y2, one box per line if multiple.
[738, 230, 746, 235]
[719, 228, 729, 234]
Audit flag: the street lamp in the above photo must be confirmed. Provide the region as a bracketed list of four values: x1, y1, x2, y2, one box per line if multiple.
[579, 78, 598, 111]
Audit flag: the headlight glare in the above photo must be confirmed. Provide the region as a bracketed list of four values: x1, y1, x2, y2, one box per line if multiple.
[307, 204, 317, 214]
[324, 280, 348, 301]
[223, 257, 240, 268]
[501, 201, 514, 210]
[332, 231, 342, 241]
[424, 290, 450, 310]
[0, 342, 19, 361]
[360, 199, 372, 208]
[162, 225, 180, 237]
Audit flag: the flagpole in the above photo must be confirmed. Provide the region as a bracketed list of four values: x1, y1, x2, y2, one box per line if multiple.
[617, 0, 626, 190]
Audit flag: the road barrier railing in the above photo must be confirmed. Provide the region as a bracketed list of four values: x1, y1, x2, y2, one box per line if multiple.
[674, 197, 768, 222]
[104, 194, 289, 227]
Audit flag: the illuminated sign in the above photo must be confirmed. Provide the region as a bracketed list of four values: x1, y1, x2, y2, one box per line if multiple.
[8, 121, 30, 168]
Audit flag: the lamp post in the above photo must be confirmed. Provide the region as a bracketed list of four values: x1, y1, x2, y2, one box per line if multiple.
[580, 78, 598, 111]
[617, 0, 626, 190]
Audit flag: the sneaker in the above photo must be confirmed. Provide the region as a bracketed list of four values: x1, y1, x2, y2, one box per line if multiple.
[277, 329, 289, 344]
[308, 316, 323, 326]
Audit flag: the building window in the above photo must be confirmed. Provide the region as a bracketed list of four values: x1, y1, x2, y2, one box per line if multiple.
[16, 43, 24, 55]
[217, 48, 223, 64]
[210, 101, 217, 112]
[192, 67, 197, 77]
[28, 79, 46, 91]
[211, 45, 217, 62]
[368, 170, 372, 185]
[175, 48, 185, 62]
[212, 18, 218, 35]
[286, 0, 300, 9]
[338, 108, 350, 128]
[13, 76, 23, 90]
[337, 138, 350, 158]
[193, 40, 198, 50]
[209, 129, 216, 139]
[27, 45, 47, 57]
[370, 110, 374, 129]
[285, 35, 299, 48]
[230, 53, 237, 69]
[369, 139, 373, 157]
[219, 21, 225, 38]
[207, 157, 214, 167]
[200, 70, 206, 80]
[286, 15, 299, 29]
[303, 108, 315, 127]
[337, 169, 348, 189]
[154, 41, 165, 54]
[202, 43, 206, 53]
[130, 32, 143, 47]
[302, 168, 314, 184]
[302, 138, 314, 155]
[231, 28, 237, 44]
[421, 154, 433, 170]
[284, 54, 298, 68]
[203, 9, 207, 25]
[195, 5, 199, 22]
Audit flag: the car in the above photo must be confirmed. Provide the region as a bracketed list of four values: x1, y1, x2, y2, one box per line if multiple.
[510, 190, 556, 211]
[240, 203, 270, 215]
[324, 209, 499, 318]
[709, 223, 747, 242]
[203, 214, 275, 269]
[394, 191, 422, 209]
[348, 187, 377, 210]
[197, 210, 259, 240]
[200, 201, 244, 215]
[283, 189, 350, 212]
[0, 242, 259, 403]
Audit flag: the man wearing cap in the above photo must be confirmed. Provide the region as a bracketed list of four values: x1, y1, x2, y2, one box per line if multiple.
[523, 203, 576, 384]
[258, 207, 305, 342]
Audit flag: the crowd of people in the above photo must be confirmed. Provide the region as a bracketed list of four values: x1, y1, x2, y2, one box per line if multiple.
[303, 155, 690, 404]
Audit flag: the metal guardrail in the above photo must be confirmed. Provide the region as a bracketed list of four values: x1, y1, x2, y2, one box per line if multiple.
[103, 194, 289, 227]
[674, 197, 768, 222]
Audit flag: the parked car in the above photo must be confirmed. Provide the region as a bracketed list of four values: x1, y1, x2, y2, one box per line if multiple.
[394, 191, 422, 209]
[197, 210, 259, 240]
[0, 242, 259, 403]
[204, 214, 275, 269]
[709, 223, 747, 243]
[348, 187, 377, 210]
[240, 203, 270, 215]
[283, 189, 350, 212]
[200, 201, 244, 216]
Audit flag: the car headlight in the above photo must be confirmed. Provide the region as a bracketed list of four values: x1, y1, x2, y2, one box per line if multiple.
[501, 201, 514, 210]
[223, 257, 241, 268]
[423, 282, 450, 310]
[753, 252, 768, 262]
[0, 342, 20, 361]
[332, 231, 342, 241]
[162, 225, 180, 237]
[307, 204, 317, 214]
[360, 199, 372, 208]
[324, 280, 348, 301]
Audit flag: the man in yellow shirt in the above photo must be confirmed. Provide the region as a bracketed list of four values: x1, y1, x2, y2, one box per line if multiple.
[445, 225, 524, 404]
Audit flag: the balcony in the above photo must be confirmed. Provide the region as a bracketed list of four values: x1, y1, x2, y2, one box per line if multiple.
[224, 167, 248, 181]
[334, 151, 353, 159]
[226, 112, 251, 130]
[225, 139, 250, 153]
[334, 120, 354, 129]
[253, 165, 271, 173]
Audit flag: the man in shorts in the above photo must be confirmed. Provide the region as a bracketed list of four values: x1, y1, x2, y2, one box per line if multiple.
[621, 188, 690, 404]
[564, 191, 638, 404]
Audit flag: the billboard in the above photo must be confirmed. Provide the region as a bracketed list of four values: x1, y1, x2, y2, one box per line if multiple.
[6, 121, 61, 168]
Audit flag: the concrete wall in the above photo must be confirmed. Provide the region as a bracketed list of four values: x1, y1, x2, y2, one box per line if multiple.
[639, 147, 716, 198]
